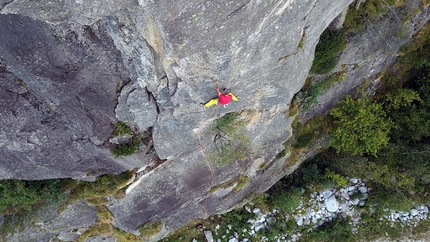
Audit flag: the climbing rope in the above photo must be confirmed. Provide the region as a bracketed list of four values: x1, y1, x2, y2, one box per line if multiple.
[196, 105, 218, 217]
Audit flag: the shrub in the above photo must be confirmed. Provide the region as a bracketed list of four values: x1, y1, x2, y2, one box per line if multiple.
[113, 121, 132, 136]
[139, 221, 163, 238]
[325, 170, 348, 187]
[301, 217, 355, 242]
[69, 171, 133, 202]
[299, 71, 346, 111]
[368, 187, 415, 211]
[111, 137, 141, 157]
[233, 176, 250, 193]
[210, 112, 252, 165]
[330, 95, 393, 156]
[268, 185, 302, 213]
[310, 29, 346, 74]
[0, 179, 64, 214]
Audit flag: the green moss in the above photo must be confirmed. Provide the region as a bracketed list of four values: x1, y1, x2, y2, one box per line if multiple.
[113, 121, 132, 136]
[267, 185, 302, 213]
[344, 0, 407, 33]
[138, 221, 163, 238]
[111, 137, 141, 157]
[310, 29, 346, 74]
[299, 71, 346, 111]
[68, 171, 133, 203]
[209, 112, 252, 165]
[233, 176, 250, 193]
[0, 179, 64, 214]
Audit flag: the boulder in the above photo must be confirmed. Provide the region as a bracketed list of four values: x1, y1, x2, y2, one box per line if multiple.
[324, 196, 340, 213]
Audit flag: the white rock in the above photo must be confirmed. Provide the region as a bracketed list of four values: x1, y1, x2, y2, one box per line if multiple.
[411, 209, 419, 216]
[347, 186, 356, 191]
[324, 196, 340, 212]
[296, 217, 303, 226]
[304, 217, 311, 225]
[322, 190, 333, 198]
[266, 217, 276, 223]
[358, 186, 367, 193]
[192, 239, 197, 242]
[351, 178, 359, 184]
[342, 192, 350, 201]
[351, 198, 360, 206]
[359, 200, 365, 206]
[245, 206, 251, 213]
[228, 237, 238, 242]
[204, 230, 214, 242]
[253, 208, 261, 214]
[253, 222, 265, 232]
[394, 213, 400, 220]
[312, 217, 318, 224]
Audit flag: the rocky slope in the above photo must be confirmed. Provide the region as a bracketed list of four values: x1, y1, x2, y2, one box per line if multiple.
[0, 0, 429, 240]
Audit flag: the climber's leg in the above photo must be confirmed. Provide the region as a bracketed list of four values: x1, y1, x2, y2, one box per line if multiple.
[204, 98, 219, 108]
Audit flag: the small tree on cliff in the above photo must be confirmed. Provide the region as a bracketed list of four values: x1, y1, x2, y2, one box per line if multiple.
[330, 95, 393, 156]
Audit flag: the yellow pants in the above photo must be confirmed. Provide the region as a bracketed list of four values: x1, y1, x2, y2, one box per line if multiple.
[204, 98, 220, 107]
[203, 93, 238, 107]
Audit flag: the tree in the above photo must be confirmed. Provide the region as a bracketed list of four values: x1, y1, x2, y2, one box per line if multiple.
[330, 95, 393, 156]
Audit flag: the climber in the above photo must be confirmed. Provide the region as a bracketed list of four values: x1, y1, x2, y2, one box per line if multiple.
[202, 82, 238, 108]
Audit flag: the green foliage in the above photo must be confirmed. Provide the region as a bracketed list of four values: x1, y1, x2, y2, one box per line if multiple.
[267, 184, 302, 213]
[210, 112, 252, 165]
[69, 171, 133, 202]
[110, 137, 141, 157]
[299, 71, 346, 111]
[384, 88, 421, 110]
[113, 121, 132, 136]
[138, 221, 163, 238]
[344, 0, 406, 33]
[213, 208, 256, 241]
[257, 215, 290, 241]
[0, 179, 64, 214]
[301, 217, 355, 242]
[387, 61, 430, 143]
[330, 95, 393, 156]
[310, 29, 346, 74]
[293, 132, 315, 149]
[233, 176, 250, 193]
[111, 121, 141, 157]
[325, 170, 348, 187]
[368, 187, 415, 211]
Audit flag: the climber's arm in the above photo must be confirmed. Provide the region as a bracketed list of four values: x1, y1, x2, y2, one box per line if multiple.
[230, 93, 239, 101]
[216, 82, 221, 96]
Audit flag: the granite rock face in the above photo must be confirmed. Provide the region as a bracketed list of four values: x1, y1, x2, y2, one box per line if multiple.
[1, 0, 429, 240]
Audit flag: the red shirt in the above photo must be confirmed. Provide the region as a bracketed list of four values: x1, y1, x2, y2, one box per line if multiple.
[219, 93, 232, 105]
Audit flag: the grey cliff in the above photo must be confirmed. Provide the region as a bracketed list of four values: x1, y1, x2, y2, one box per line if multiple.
[0, 0, 429, 240]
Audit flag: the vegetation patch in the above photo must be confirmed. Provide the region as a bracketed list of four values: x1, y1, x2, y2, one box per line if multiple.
[0, 179, 64, 214]
[209, 112, 252, 165]
[344, 0, 407, 33]
[209, 175, 250, 194]
[138, 221, 163, 238]
[330, 94, 393, 156]
[113, 121, 132, 136]
[111, 137, 141, 157]
[110, 122, 141, 157]
[301, 217, 355, 241]
[267, 185, 302, 213]
[309, 28, 346, 74]
[67, 171, 134, 204]
[233, 176, 250, 193]
[298, 71, 346, 111]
